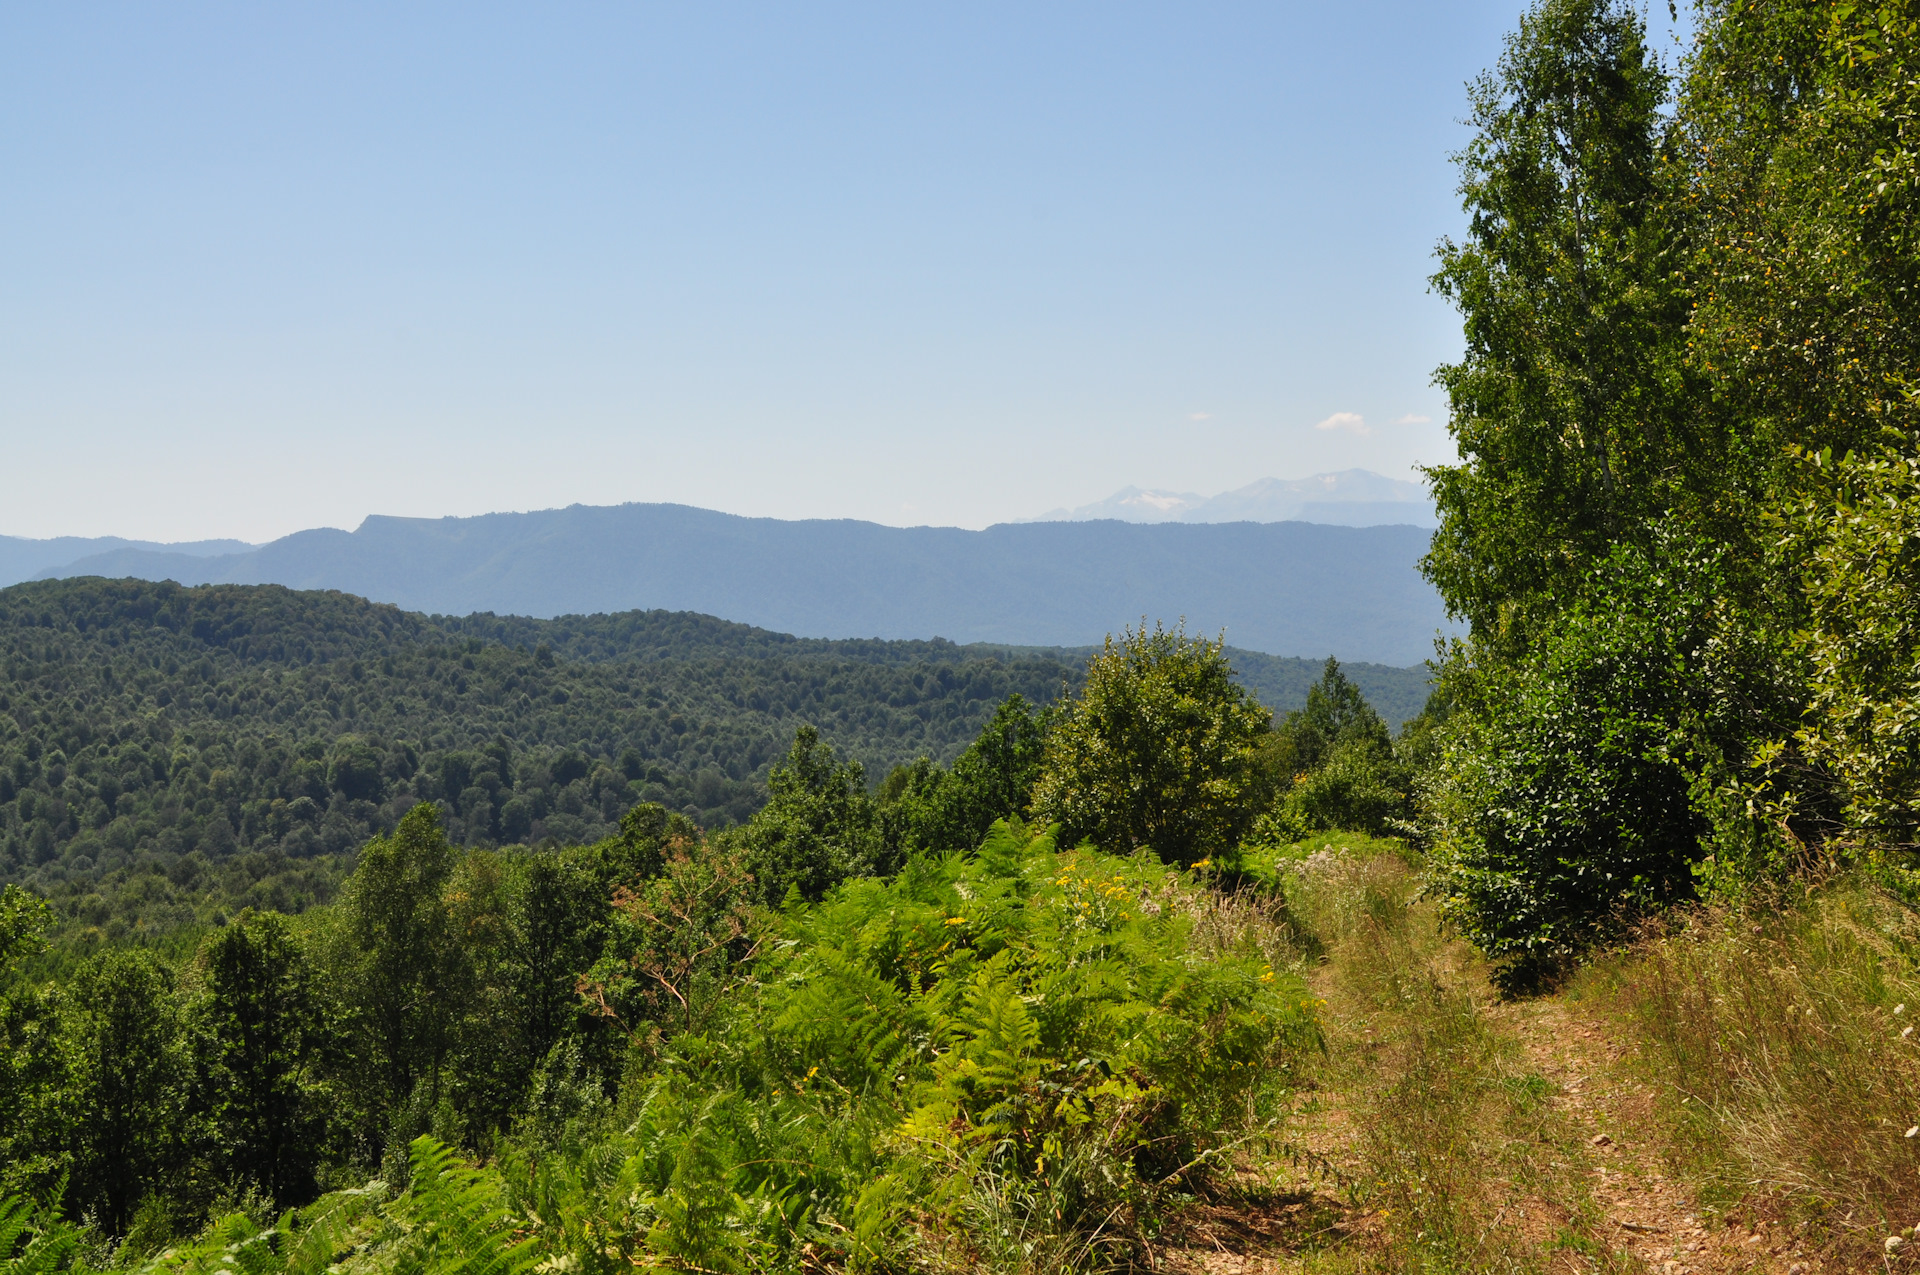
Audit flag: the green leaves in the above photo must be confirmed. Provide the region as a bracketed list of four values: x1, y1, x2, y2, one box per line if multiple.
[1256, 659, 1413, 841]
[1031, 624, 1272, 867]
[393, 1138, 539, 1275]
[880, 694, 1052, 859]
[1414, 0, 1920, 959]
[1426, 0, 1688, 647]
[735, 726, 883, 905]
[1413, 538, 1787, 976]
[195, 910, 333, 1209]
[0, 1193, 78, 1275]
[1792, 450, 1920, 846]
[0, 887, 48, 989]
[320, 804, 465, 1157]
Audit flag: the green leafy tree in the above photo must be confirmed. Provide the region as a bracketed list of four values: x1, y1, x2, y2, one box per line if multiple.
[735, 728, 880, 904]
[60, 949, 191, 1233]
[0, 888, 47, 984]
[1676, 2, 1920, 854]
[1415, 544, 1754, 980]
[1269, 658, 1393, 779]
[1255, 662, 1411, 840]
[1030, 624, 1270, 866]
[1791, 452, 1920, 848]
[880, 694, 1052, 855]
[325, 737, 385, 804]
[1422, 0, 1687, 649]
[0, 888, 63, 1200]
[1411, 0, 1820, 955]
[508, 852, 618, 1070]
[194, 910, 334, 1208]
[1679, 0, 1920, 485]
[440, 841, 623, 1144]
[581, 840, 761, 1054]
[321, 803, 466, 1155]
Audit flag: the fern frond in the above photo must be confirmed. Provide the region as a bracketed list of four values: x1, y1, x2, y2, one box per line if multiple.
[399, 1137, 542, 1275]
[280, 1187, 383, 1275]
[0, 1194, 78, 1275]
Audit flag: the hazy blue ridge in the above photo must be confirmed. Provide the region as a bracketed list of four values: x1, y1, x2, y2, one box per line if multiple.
[36, 502, 1456, 666]
[0, 535, 254, 587]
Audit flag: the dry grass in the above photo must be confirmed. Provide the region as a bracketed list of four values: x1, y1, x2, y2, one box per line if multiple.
[1589, 874, 1920, 1266]
[1299, 848, 1636, 1274]
[1154, 843, 1655, 1273]
[1161, 845, 1920, 1274]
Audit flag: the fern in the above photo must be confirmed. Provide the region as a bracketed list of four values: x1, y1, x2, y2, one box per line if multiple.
[133, 1186, 383, 1275]
[394, 1138, 541, 1275]
[0, 1194, 77, 1275]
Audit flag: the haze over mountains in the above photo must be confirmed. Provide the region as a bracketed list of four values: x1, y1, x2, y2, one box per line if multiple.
[0, 535, 255, 587]
[1025, 469, 1436, 526]
[9, 497, 1454, 666]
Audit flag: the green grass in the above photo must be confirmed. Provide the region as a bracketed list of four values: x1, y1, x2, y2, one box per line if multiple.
[1582, 870, 1920, 1266]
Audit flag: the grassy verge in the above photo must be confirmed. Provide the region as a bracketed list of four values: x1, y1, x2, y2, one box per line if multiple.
[1297, 845, 1632, 1274]
[1166, 840, 1639, 1273]
[1584, 871, 1920, 1268]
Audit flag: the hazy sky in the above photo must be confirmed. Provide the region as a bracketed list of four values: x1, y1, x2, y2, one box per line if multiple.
[1, 3, 1687, 543]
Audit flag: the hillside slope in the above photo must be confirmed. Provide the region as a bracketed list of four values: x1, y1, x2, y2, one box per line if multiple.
[41, 502, 1454, 665]
[0, 580, 1427, 905]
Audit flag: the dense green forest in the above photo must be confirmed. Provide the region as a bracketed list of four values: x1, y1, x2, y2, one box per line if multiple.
[0, 578, 1424, 954]
[0, 577, 1080, 859]
[7, 0, 1920, 1269]
[0, 623, 1405, 1269]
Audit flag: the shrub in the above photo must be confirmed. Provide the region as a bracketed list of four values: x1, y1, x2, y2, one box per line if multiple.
[1032, 624, 1271, 867]
[1418, 612, 1703, 978]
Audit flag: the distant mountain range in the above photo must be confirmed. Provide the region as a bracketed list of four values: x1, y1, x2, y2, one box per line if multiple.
[0, 534, 255, 587]
[1025, 469, 1436, 527]
[13, 501, 1456, 665]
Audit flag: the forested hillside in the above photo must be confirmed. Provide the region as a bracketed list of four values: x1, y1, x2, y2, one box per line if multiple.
[0, 621, 1394, 1269]
[0, 579, 1428, 934]
[0, 579, 1077, 878]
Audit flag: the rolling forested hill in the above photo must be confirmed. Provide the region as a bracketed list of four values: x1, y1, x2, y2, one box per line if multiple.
[0, 579, 1427, 925]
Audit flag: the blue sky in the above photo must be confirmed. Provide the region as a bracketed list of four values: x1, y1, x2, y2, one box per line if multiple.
[0, 3, 1688, 542]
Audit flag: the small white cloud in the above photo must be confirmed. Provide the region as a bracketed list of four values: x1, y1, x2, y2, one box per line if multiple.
[1391, 413, 1433, 426]
[1314, 411, 1370, 436]
[1188, 412, 1211, 421]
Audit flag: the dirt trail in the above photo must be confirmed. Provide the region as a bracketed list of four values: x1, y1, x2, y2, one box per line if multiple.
[1492, 997, 1814, 1275]
[1161, 967, 1823, 1273]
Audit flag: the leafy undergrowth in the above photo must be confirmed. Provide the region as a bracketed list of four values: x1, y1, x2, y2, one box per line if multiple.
[16, 839, 1920, 1275]
[1, 821, 1321, 1275]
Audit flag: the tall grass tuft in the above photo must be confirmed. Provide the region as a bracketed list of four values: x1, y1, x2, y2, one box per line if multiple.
[1285, 843, 1621, 1273]
[1602, 876, 1920, 1259]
